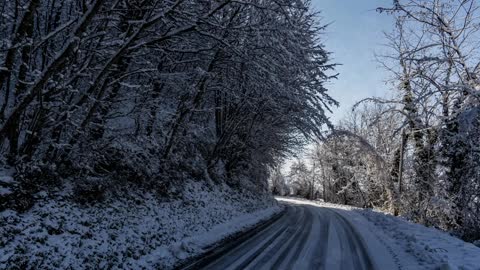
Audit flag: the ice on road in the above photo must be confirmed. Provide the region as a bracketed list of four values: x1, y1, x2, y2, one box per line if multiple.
[200, 199, 399, 270]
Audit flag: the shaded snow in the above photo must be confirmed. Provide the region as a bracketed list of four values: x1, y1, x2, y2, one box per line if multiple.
[0, 187, 12, 196]
[0, 181, 280, 269]
[0, 176, 14, 185]
[0, 170, 15, 201]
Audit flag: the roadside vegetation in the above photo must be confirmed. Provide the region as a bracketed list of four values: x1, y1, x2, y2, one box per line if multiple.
[272, 0, 480, 243]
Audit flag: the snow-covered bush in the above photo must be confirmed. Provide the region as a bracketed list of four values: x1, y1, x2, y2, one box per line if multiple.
[0, 0, 335, 211]
[0, 181, 280, 269]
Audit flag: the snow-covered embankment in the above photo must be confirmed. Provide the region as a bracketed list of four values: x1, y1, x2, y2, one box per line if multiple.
[0, 180, 281, 269]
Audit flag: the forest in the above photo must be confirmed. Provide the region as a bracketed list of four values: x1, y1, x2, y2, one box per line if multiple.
[1, 0, 480, 269]
[272, 0, 480, 242]
[0, 0, 335, 208]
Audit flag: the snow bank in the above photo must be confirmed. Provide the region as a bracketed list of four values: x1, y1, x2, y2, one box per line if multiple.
[0, 181, 280, 269]
[358, 209, 480, 270]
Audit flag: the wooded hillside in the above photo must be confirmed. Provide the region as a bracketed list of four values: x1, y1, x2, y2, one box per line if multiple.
[0, 0, 335, 210]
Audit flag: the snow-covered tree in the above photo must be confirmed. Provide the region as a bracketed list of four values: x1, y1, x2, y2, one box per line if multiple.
[0, 0, 336, 209]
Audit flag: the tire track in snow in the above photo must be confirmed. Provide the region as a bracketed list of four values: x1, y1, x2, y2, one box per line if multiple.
[232, 206, 306, 270]
[244, 208, 306, 269]
[201, 209, 287, 269]
[283, 207, 314, 269]
[310, 207, 331, 270]
[246, 206, 308, 269]
[324, 208, 376, 270]
[203, 206, 300, 270]
[196, 203, 395, 270]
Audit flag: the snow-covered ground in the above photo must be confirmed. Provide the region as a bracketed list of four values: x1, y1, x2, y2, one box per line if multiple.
[278, 197, 480, 270]
[2, 188, 478, 270]
[358, 207, 480, 270]
[0, 181, 280, 270]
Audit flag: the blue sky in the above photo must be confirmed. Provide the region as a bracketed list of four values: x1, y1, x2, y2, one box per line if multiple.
[311, 0, 394, 122]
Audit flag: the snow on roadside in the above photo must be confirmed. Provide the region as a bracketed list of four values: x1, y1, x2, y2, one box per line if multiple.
[168, 206, 281, 263]
[276, 197, 480, 270]
[0, 181, 280, 270]
[358, 208, 480, 270]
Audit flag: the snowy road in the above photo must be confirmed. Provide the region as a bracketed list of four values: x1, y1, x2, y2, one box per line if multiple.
[199, 200, 398, 270]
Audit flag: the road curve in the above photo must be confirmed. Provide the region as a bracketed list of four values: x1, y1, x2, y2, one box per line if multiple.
[199, 202, 388, 270]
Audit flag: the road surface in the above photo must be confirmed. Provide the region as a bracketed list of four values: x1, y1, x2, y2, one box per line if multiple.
[200, 201, 398, 270]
